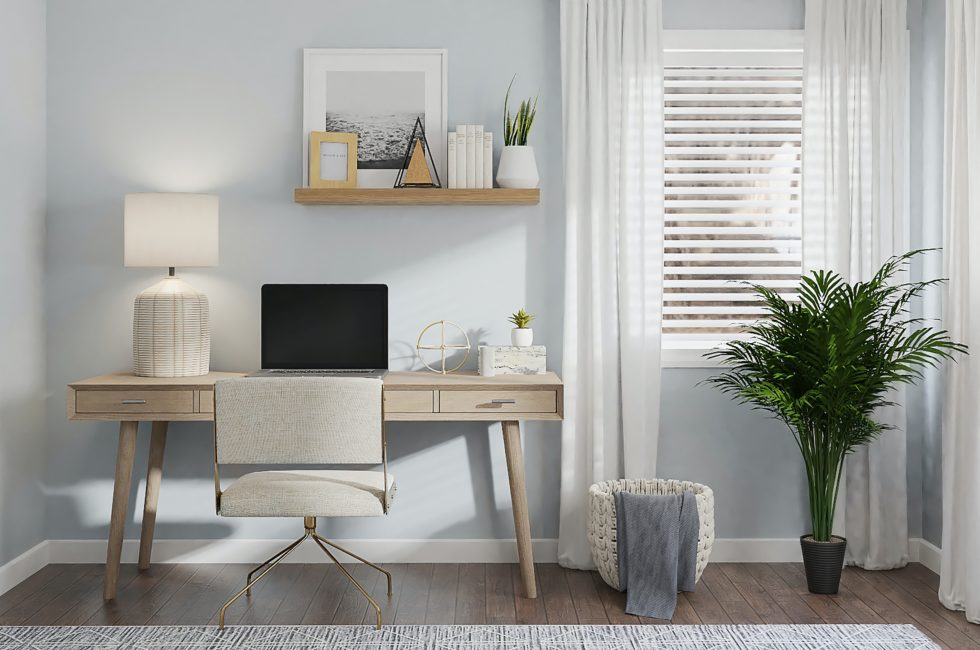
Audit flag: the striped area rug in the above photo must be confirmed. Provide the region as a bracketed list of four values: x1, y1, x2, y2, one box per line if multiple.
[0, 624, 938, 649]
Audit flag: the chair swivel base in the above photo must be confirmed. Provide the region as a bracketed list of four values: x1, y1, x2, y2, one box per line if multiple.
[218, 516, 393, 630]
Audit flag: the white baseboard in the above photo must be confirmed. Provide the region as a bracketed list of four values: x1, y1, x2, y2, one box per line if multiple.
[908, 537, 942, 575]
[42, 537, 803, 565]
[709, 537, 944, 573]
[46, 538, 561, 565]
[0, 540, 50, 597]
[1, 536, 940, 597]
[711, 538, 802, 562]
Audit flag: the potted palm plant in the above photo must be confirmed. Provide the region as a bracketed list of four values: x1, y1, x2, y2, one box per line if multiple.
[706, 251, 965, 594]
[497, 76, 539, 189]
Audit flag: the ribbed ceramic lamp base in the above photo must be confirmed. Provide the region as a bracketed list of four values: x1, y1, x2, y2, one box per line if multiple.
[133, 277, 210, 378]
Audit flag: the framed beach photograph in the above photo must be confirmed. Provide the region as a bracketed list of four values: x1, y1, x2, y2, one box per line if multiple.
[309, 131, 357, 188]
[303, 49, 448, 188]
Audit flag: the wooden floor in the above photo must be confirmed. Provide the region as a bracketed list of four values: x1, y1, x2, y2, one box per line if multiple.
[0, 563, 976, 649]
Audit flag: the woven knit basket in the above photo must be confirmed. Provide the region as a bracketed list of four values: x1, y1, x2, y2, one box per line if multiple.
[588, 478, 715, 591]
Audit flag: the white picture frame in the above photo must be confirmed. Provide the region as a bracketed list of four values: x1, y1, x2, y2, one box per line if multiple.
[303, 48, 448, 189]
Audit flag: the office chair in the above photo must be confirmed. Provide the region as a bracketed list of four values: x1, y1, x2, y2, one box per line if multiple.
[212, 377, 394, 629]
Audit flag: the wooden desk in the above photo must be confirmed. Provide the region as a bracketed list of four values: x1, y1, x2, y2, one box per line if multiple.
[67, 371, 563, 601]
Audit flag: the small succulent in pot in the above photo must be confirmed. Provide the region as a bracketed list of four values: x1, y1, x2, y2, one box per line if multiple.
[508, 308, 535, 329]
[508, 308, 535, 347]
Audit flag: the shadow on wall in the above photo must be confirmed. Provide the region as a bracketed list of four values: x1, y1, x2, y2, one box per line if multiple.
[43, 417, 560, 543]
[44, 492, 234, 547]
[0, 393, 47, 564]
[47, 232, 559, 545]
[658, 371, 810, 539]
[392, 328, 489, 373]
[44, 198, 557, 544]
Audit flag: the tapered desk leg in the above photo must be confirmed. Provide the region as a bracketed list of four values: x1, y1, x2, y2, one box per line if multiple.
[139, 421, 168, 570]
[105, 421, 138, 600]
[502, 420, 537, 598]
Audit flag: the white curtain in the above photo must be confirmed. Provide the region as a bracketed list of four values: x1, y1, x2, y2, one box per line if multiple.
[940, 0, 980, 624]
[802, 0, 910, 568]
[558, 0, 664, 569]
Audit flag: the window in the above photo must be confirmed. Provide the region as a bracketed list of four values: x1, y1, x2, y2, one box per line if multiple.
[662, 31, 804, 364]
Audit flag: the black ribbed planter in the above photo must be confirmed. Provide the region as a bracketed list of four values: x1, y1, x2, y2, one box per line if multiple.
[800, 535, 846, 594]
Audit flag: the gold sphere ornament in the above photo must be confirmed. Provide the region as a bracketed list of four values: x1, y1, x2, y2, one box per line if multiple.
[416, 320, 471, 374]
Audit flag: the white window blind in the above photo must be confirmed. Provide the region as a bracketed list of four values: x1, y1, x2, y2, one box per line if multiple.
[662, 32, 804, 351]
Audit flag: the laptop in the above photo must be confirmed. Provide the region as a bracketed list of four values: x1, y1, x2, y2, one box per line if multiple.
[251, 284, 388, 378]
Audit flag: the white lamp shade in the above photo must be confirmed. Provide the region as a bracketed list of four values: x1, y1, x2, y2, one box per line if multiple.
[124, 193, 219, 268]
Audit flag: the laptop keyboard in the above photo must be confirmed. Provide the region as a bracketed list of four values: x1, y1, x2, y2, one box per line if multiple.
[268, 369, 376, 374]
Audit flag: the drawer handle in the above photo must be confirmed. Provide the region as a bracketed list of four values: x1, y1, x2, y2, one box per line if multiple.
[491, 399, 517, 405]
[121, 399, 147, 405]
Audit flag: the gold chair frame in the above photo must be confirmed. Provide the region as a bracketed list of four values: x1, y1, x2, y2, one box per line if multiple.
[212, 393, 392, 630]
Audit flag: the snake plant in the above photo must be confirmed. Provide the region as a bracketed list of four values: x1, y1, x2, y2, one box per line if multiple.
[503, 76, 538, 147]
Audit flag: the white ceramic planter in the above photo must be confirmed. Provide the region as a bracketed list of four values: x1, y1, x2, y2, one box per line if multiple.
[511, 327, 534, 347]
[496, 146, 539, 189]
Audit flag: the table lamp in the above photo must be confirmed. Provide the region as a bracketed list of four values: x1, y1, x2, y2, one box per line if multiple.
[124, 193, 219, 377]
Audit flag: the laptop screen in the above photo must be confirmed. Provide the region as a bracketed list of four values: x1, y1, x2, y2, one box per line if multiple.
[261, 284, 388, 370]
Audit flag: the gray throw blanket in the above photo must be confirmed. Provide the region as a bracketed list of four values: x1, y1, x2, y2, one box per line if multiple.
[615, 490, 699, 619]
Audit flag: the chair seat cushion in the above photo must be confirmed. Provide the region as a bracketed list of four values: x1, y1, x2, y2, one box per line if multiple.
[219, 469, 395, 518]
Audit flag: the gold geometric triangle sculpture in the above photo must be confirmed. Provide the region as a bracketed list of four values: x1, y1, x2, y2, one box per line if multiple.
[394, 117, 441, 188]
[404, 140, 433, 186]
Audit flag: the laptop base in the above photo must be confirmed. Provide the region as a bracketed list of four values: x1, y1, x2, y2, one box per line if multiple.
[248, 369, 388, 379]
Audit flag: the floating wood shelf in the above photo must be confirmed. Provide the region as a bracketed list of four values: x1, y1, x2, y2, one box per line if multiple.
[293, 187, 540, 206]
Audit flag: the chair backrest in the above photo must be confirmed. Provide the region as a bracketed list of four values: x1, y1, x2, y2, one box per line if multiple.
[214, 377, 382, 465]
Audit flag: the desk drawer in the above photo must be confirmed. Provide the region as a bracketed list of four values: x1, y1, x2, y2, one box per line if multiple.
[438, 390, 557, 414]
[198, 390, 214, 413]
[384, 390, 434, 413]
[75, 390, 195, 415]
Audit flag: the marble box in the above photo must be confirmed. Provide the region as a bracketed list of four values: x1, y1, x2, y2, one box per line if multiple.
[478, 345, 547, 376]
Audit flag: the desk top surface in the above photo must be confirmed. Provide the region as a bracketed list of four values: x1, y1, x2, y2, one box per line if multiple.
[69, 370, 562, 390]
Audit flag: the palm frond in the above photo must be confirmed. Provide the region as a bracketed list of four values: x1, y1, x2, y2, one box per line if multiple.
[704, 250, 967, 541]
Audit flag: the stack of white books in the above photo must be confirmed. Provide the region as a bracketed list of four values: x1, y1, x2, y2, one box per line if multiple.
[447, 125, 493, 189]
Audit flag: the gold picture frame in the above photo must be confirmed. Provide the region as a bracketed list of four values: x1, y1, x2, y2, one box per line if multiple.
[308, 131, 357, 188]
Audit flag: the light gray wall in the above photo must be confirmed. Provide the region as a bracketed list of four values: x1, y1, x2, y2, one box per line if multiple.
[908, 0, 947, 548]
[44, 0, 565, 544]
[658, 0, 812, 541]
[664, 0, 803, 28]
[0, 0, 48, 564]
[41, 0, 942, 549]
[43, 0, 814, 545]
[661, 0, 951, 546]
